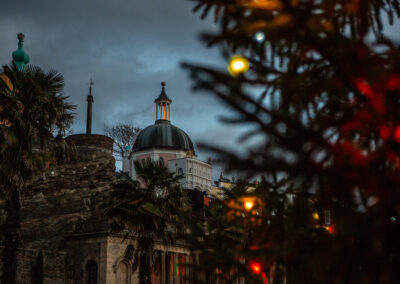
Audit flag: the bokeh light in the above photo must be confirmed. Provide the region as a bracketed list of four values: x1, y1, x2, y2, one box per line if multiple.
[254, 31, 265, 43]
[325, 225, 334, 234]
[228, 55, 249, 76]
[249, 261, 262, 274]
[394, 125, 400, 142]
[245, 201, 254, 211]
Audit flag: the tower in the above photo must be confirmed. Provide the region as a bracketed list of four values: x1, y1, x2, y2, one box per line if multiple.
[86, 79, 94, 134]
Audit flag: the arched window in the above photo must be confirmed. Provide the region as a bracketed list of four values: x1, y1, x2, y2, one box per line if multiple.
[117, 261, 129, 284]
[124, 245, 135, 261]
[86, 260, 98, 284]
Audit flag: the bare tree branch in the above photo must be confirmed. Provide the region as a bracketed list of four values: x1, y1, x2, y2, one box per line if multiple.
[104, 123, 141, 160]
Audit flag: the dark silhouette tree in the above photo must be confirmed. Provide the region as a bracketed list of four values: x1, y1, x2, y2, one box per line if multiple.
[0, 63, 75, 283]
[183, 0, 400, 283]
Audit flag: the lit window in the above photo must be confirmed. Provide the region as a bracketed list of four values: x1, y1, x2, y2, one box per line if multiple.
[324, 210, 331, 225]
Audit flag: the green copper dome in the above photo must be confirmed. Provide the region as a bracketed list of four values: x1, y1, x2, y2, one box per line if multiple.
[133, 120, 194, 153]
[12, 33, 30, 71]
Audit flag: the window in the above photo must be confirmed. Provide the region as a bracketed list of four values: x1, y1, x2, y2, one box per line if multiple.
[86, 260, 98, 284]
[324, 210, 331, 225]
[159, 157, 164, 164]
[178, 168, 183, 175]
[189, 168, 192, 173]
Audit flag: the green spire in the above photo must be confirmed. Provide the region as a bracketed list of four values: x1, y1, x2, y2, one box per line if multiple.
[12, 33, 30, 71]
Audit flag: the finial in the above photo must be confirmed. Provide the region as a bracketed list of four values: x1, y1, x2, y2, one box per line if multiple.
[89, 79, 94, 95]
[87, 79, 94, 102]
[17, 33, 25, 41]
[161, 81, 166, 87]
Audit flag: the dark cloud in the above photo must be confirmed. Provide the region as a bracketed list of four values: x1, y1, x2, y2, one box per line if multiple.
[0, 0, 242, 180]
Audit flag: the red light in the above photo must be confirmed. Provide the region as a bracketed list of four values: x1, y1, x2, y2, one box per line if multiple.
[250, 261, 262, 274]
[379, 125, 391, 140]
[394, 126, 400, 143]
[325, 225, 334, 234]
[386, 74, 400, 90]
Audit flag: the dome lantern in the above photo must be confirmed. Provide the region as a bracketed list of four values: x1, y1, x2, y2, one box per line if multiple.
[155, 82, 172, 122]
[12, 33, 30, 71]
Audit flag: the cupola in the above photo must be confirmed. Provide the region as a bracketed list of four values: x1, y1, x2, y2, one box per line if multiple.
[154, 82, 172, 122]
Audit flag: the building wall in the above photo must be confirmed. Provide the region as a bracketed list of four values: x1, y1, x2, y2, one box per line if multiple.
[2, 140, 195, 284]
[124, 149, 187, 178]
[168, 158, 212, 192]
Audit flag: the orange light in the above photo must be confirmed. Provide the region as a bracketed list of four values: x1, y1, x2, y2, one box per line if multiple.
[312, 212, 319, 220]
[245, 201, 254, 211]
[238, 0, 283, 10]
[249, 261, 262, 274]
[325, 225, 334, 234]
[228, 55, 249, 76]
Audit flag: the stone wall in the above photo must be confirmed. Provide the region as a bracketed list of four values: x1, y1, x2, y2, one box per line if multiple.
[6, 142, 117, 283]
[21, 153, 115, 250]
[0, 248, 67, 283]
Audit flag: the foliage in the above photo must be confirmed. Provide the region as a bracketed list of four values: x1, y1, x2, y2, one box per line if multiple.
[99, 159, 188, 284]
[104, 123, 141, 160]
[183, 0, 400, 283]
[0, 62, 75, 283]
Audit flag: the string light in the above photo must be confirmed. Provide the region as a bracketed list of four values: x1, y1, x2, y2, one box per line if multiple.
[245, 201, 254, 211]
[325, 225, 334, 234]
[394, 126, 400, 142]
[254, 31, 265, 43]
[228, 55, 249, 76]
[249, 261, 262, 274]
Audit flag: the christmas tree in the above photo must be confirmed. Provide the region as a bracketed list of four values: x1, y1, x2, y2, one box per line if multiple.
[183, 1, 400, 283]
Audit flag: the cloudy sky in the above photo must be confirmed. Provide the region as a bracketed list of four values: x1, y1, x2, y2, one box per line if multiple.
[2, 1, 399, 179]
[0, 0, 243, 178]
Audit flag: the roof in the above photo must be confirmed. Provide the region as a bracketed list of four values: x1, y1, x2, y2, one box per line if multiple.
[154, 82, 172, 103]
[133, 120, 194, 152]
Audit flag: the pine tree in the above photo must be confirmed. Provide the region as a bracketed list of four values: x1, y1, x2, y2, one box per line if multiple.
[183, 1, 400, 283]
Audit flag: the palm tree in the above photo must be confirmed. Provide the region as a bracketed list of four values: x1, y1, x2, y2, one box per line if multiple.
[100, 159, 187, 284]
[0, 63, 75, 283]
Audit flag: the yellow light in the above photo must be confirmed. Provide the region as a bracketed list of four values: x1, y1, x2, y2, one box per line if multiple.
[245, 201, 254, 211]
[312, 212, 320, 220]
[325, 225, 334, 234]
[228, 55, 249, 76]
